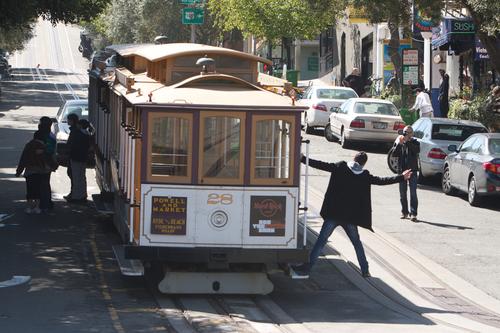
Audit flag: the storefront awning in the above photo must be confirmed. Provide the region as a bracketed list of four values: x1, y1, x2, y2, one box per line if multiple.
[432, 18, 475, 53]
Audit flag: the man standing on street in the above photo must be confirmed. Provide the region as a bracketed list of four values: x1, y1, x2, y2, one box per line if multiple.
[342, 68, 365, 97]
[65, 113, 89, 203]
[439, 69, 450, 118]
[410, 88, 434, 118]
[292, 152, 412, 278]
[393, 126, 420, 221]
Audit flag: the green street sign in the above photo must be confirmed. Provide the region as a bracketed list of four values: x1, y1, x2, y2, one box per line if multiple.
[182, 8, 204, 24]
[180, 0, 202, 4]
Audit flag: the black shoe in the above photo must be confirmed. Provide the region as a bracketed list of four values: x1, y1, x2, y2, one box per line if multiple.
[362, 271, 372, 278]
[400, 214, 408, 219]
[410, 215, 418, 222]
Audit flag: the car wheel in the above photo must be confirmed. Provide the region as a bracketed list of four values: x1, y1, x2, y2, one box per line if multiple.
[441, 166, 455, 195]
[468, 176, 481, 206]
[324, 124, 337, 142]
[387, 147, 399, 174]
[340, 129, 350, 149]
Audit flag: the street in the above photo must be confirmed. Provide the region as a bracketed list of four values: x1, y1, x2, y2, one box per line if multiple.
[1, 21, 500, 333]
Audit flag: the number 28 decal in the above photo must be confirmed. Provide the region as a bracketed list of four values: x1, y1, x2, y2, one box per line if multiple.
[207, 193, 233, 205]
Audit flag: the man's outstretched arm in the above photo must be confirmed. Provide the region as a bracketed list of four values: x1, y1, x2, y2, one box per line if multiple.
[301, 155, 336, 173]
[369, 169, 412, 185]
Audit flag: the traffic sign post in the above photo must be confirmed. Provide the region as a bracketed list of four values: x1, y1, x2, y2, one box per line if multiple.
[182, 8, 204, 25]
[401, 48, 420, 110]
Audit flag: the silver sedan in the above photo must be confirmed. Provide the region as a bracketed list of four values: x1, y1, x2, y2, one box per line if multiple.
[325, 98, 405, 148]
[442, 133, 500, 206]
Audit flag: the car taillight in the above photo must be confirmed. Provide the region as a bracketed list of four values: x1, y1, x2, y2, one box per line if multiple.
[350, 119, 365, 128]
[393, 121, 406, 131]
[312, 103, 328, 112]
[427, 148, 447, 159]
[483, 162, 500, 174]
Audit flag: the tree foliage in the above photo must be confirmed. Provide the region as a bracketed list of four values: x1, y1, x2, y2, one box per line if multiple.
[208, 0, 346, 41]
[0, 0, 110, 51]
[84, 0, 222, 47]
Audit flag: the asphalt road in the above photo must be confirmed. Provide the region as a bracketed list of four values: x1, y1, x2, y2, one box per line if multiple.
[301, 128, 500, 301]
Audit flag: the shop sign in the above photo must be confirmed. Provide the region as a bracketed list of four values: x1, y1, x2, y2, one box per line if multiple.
[413, 9, 435, 35]
[475, 38, 489, 60]
[451, 20, 475, 34]
[151, 196, 187, 235]
[249, 196, 286, 237]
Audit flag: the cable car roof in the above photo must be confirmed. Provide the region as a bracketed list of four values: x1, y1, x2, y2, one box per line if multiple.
[113, 72, 303, 110]
[107, 43, 272, 65]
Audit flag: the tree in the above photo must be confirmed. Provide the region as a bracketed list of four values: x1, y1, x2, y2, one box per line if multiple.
[456, 0, 500, 74]
[208, 0, 346, 41]
[0, 0, 110, 51]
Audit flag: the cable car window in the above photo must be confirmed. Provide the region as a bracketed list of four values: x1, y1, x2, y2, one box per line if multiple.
[251, 116, 295, 185]
[199, 113, 245, 184]
[148, 113, 192, 183]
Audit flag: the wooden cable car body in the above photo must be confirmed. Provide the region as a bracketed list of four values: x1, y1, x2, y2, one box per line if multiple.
[89, 43, 308, 294]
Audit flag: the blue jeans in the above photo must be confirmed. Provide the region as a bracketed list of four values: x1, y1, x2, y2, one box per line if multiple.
[399, 172, 418, 216]
[306, 219, 369, 274]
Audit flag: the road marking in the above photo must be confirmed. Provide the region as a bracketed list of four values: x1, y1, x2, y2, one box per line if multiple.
[0, 276, 31, 288]
[89, 224, 126, 333]
[63, 25, 76, 73]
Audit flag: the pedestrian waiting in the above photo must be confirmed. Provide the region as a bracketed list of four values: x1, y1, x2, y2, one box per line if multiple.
[64, 114, 90, 203]
[16, 131, 52, 214]
[291, 152, 412, 278]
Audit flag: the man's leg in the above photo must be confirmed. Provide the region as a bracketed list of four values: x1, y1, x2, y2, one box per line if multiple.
[70, 160, 86, 200]
[399, 179, 409, 217]
[295, 219, 338, 273]
[39, 173, 51, 210]
[409, 172, 418, 218]
[343, 224, 369, 276]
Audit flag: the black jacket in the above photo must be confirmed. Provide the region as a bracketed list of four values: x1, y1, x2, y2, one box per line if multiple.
[67, 126, 90, 162]
[393, 138, 420, 172]
[304, 157, 403, 230]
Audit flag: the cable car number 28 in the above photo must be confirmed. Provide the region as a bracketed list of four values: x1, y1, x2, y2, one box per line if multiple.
[207, 193, 233, 205]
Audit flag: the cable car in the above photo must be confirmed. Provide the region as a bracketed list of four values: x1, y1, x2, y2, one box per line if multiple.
[88, 43, 309, 294]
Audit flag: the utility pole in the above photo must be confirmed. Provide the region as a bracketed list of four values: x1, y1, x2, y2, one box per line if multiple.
[190, 25, 196, 43]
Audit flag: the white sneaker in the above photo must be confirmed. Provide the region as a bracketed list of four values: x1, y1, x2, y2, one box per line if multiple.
[25, 207, 33, 214]
[32, 208, 41, 214]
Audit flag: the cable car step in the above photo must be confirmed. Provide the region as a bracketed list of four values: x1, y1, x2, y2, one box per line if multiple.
[92, 194, 114, 215]
[112, 245, 144, 276]
[158, 272, 273, 294]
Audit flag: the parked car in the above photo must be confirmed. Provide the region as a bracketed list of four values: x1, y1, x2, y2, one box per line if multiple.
[442, 133, 500, 206]
[51, 99, 92, 166]
[325, 98, 405, 148]
[298, 86, 358, 134]
[387, 118, 488, 180]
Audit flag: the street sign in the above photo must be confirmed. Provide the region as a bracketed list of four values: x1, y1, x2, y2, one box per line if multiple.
[402, 49, 419, 65]
[180, 0, 203, 3]
[402, 66, 419, 86]
[182, 8, 204, 25]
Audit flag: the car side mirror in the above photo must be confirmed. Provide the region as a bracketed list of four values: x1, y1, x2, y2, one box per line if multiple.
[51, 117, 58, 123]
[331, 107, 340, 113]
[448, 144, 457, 152]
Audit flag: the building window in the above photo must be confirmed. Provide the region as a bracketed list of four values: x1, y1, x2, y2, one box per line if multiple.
[148, 113, 192, 183]
[251, 116, 295, 185]
[199, 113, 245, 184]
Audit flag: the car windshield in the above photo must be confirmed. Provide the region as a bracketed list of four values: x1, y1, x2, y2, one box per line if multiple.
[353, 102, 399, 116]
[62, 103, 89, 121]
[489, 138, 500, 154]
[316, 89, 357, 100]
[431, 124, 487, 141]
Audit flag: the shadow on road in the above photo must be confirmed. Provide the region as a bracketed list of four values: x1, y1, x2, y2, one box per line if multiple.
[414, 219, 474, 230]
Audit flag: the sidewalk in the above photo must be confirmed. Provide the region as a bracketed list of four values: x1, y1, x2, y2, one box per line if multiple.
[302, 186, 500, 332]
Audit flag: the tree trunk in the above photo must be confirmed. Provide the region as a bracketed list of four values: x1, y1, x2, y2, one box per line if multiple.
[388, 21, 402, 93]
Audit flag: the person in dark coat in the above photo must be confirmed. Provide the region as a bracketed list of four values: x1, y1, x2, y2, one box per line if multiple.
[393, 125, 420, 221]
[292, 152, 412, 278]
[439, 69, 450, 118]
[64, 114, 89, 202]
[36, 116, 57, 210]
[342, 68, 365, 97]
